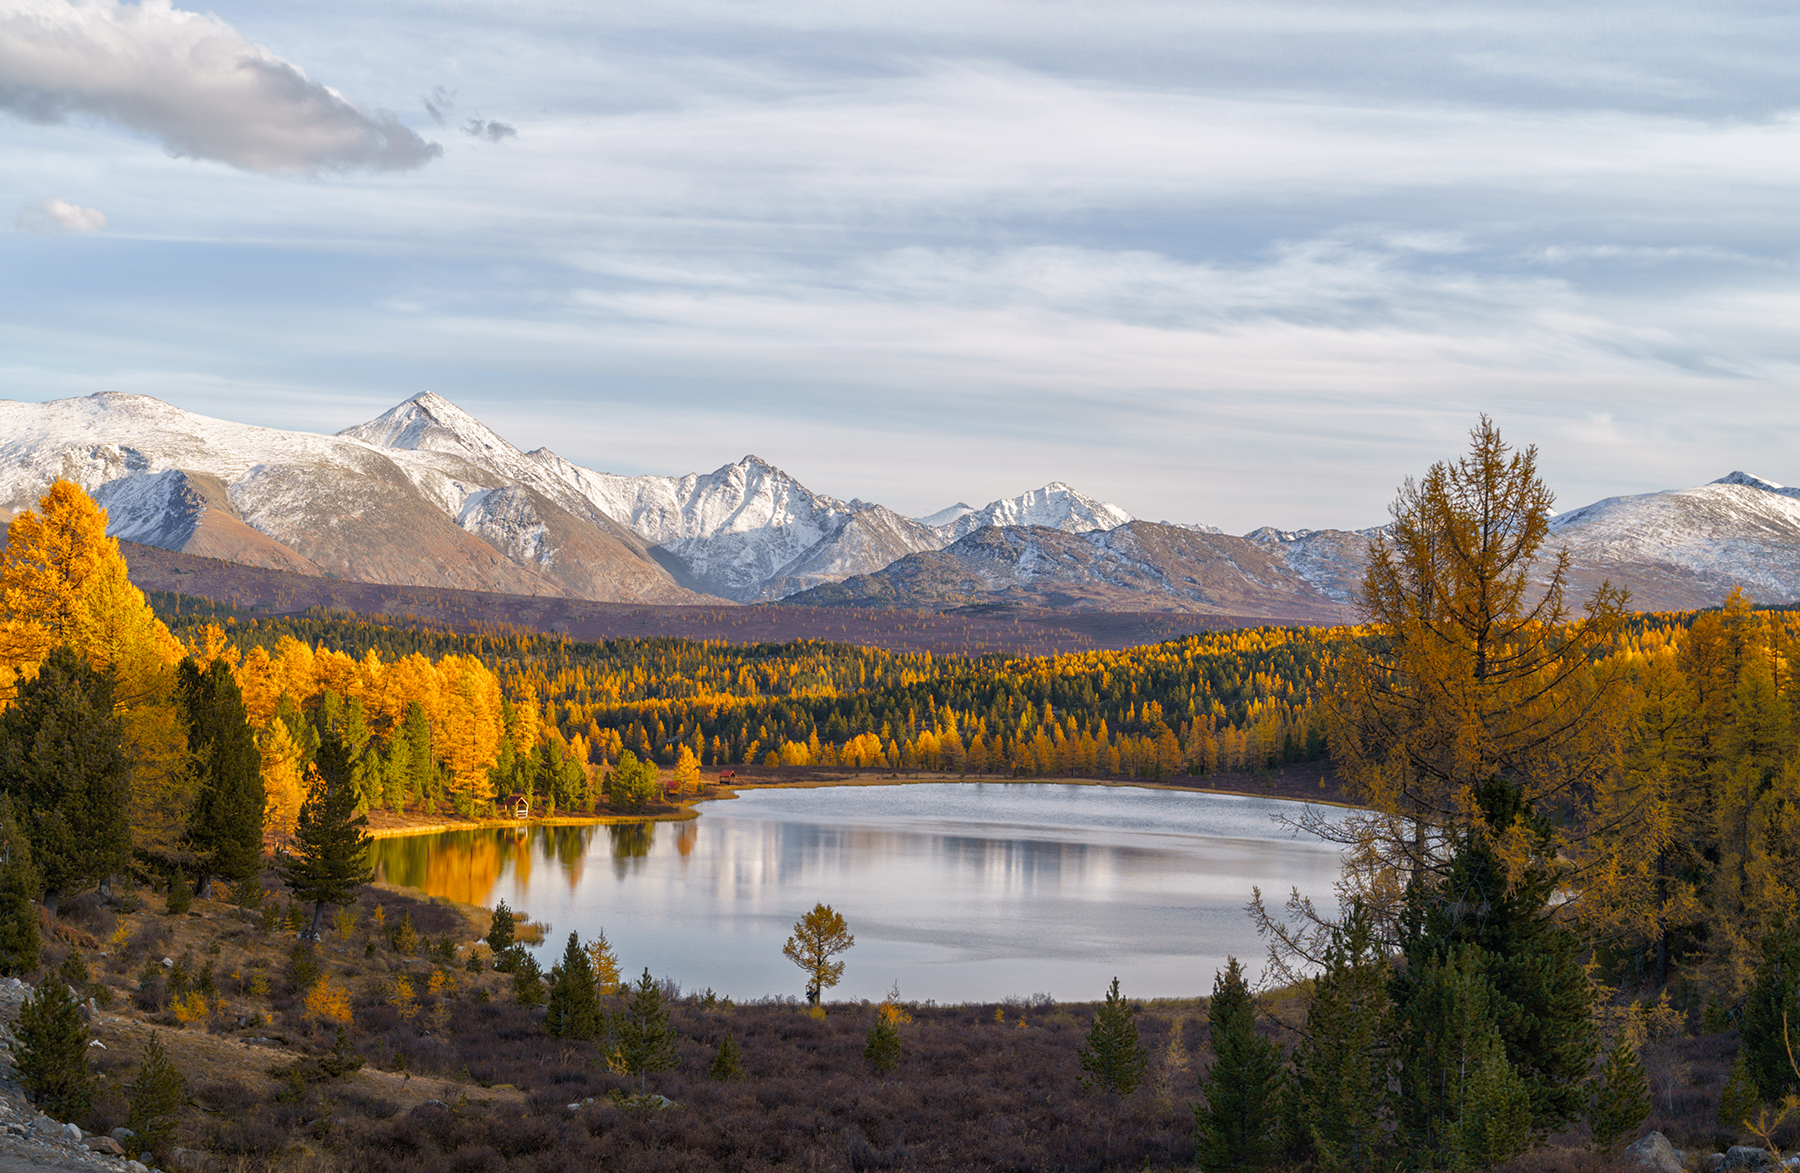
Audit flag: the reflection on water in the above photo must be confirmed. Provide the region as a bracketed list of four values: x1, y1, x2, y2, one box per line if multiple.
[366, 783, 1347, 1002]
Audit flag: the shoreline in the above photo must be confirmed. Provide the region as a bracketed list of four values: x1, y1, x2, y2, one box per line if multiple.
[361, 768, 1360, 842]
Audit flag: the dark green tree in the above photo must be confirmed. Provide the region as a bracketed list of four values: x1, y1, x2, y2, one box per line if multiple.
[1718, 1050, 1760, 1139]
[1283, 902, 1391, 1171]
[1454, 1034, 1533, 1169]
[16, 973, 93, 1119]
[1393, 778, 1596, 1135]
[0, 793, 40, 976]
[1740, 917, 1800, 1103]
[1392, 943, 1515, 1162]
[512, 950, 546, 1006]
[613, 968, 678, 1092]
[275, 728, 373, 938]
[1590, 1024, 1651, 1153]
[545, 931, 601, 1040]
[1079, 976, 1148, 1096]
[0, 646, 129, 910]
[1194, 958, 1281, 1172]
[710, 1030, 744, 1081]
[178, 656, 265, 895]
[126, 1032, 187, 1160]
[864, 1013, 902, 1074]
[164, 867, 191, 915]
[486, 899, 516, 955]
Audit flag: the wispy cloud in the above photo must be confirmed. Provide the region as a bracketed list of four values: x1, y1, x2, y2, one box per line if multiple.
[0, 0, 441, 172]
[15, 195, 104, 232]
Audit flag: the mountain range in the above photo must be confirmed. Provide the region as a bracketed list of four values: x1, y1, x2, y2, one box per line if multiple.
[0, 390, 1795, 623]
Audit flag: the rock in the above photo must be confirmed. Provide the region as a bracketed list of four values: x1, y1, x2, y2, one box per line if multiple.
[160, 957, 174, 968]
[1707, 1155, 1727, 1173]
[60, 1121, 83, 1143]
[87, 1136, 126, 1155]
[1628, 1132, 1687, 1173]
[112, 1126, 139, 1142]
[566, 1102, 580, 1112]
[1724, 1146, 1774, 1170]
[125, 1164, 148, 1173]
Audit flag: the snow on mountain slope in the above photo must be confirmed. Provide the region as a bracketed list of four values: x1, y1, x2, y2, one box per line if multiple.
[1548, 474, 1800, 608]
[915, 502, 975, 528]
[933, 482, 1132, 541]
[0, 393, 698, 603]
[526, 451, 942, 601]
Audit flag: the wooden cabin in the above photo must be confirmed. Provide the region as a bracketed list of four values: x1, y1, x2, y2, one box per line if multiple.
[501, 793, 530, 819]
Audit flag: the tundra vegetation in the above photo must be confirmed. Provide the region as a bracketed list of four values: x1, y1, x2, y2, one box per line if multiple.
[0, 415, 1799, 1170]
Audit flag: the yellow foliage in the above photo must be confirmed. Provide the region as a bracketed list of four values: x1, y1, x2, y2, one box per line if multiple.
[333, 906, 357, 941]
[387, 976, 418, 1021]
[587, 930, 621, 996]
[306, 976, 353, 1025]
[171, 991, 211, 1023]
[259, 717, 305, 845]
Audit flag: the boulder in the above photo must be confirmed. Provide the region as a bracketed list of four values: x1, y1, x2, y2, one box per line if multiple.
[86, 1136, 126, 1156]
[1724, 1146, 1775, 1170]
[113, 1126, 139, 1142]
[1628, 1132, 1687, 1173]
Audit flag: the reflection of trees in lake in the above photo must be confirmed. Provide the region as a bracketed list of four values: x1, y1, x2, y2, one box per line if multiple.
[368, 830, 521, 907]
[675, 821, 697, 859]
[540, 825, 596, 890]
[610, 822, 655, 878]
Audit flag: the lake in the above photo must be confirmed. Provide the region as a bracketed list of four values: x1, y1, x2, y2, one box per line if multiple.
[366, 782, 1348, 1004]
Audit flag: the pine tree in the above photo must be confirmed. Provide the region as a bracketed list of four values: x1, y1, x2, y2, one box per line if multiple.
[1393, 943, 1515, 1162]
[864, 1013, 902, 1073]
[276, 727, 373, 938]
[164, 868, 191, 915]
[0, 645, 131, 910]
[613, 968, 678, 1092]
[178, 656, 265, 894]
[1590, 1020, 1651, 1153]
[1078, 976, 1148, 1096]
[512, 951, 546, 1006]
[16, 973, 94, 1119]
[1454, 1034, 1533, 1169]
[1284, 902, 1391, 1171]
[126, 1032, 187, 1160]
[0, 794, 40, 976]
[1194, 959, 1281, 1171]
[710, 1030, 743, 1081]
[545, 932, 601, 1040]
[1740, 917, 1800, 1103]
[586, 927, 621, 995]
[486, 900, 516, 956]
[1718, 1050, 1760, 1139]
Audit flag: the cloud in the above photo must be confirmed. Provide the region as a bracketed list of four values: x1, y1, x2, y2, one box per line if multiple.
[0, 0, 441, 172]
[462, 118, 517, 143]
[16, 196, 105, 232]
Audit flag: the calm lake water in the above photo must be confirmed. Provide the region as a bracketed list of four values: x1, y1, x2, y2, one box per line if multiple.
[367, 782, 1347, 1003]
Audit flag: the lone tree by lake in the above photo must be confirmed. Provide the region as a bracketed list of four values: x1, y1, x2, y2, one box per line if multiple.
[784, 902, 854, 1004]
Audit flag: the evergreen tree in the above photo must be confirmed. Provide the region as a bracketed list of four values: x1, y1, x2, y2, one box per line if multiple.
[276, 728, 373, 938]
[1393, 779, 1597, 1134]
[1079, 976, 1149, 1096]
[0, 794, 40, 976]
[177, 657, 265, 895]
[864, 1013, 902, 1074]
[1590, 1021, 1651, 1154]
[16, 973, 94, 1119]
[512, 950, 546, 1006]
[1393, 943, 1515, 1162]
[1284, 902, 1391, 1171]
[1718, 1050, 1760, 1139]
[164, 867, 191, 915]
[1194, 959, 1281, 1171]
[710, 1030, 743, 1081]
[1740, 917, 1800, 1103]
[613, 968, 678, 1092]
[0, 645, 130, 909]
[486, 900, 516, 955]
[545, 931, 601, 1040]
[126, 1032, 187, 1160]
[1453, 1034, 1533, 1169]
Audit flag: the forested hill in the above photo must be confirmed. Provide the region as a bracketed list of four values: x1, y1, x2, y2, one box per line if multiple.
[150, 592, 1771, 782]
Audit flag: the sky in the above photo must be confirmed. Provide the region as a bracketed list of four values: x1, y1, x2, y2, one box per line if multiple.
[2, 0, 1798, 532]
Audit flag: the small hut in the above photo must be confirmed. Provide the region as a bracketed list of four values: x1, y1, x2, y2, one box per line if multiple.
[502, 793, 530, 819]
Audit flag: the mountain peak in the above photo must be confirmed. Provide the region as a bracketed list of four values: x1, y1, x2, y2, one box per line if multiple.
[340, 393, 522, 462]
[1713, 470, 1788, 491]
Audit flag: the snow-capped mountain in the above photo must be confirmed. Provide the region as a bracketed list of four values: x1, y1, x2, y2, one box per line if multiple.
[523, 452, 943, 602]
[0, 393, 694, 603]
[1548, 472, 1800, 610]
[931, 482, 1133, 542]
